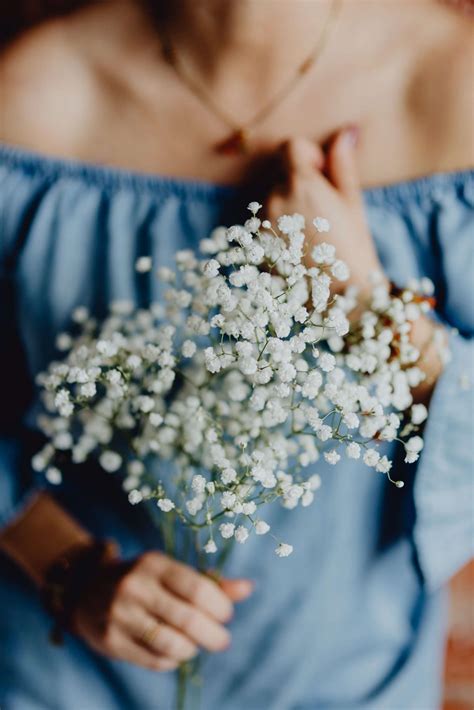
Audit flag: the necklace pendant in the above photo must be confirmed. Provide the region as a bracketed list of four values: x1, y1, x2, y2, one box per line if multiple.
[215, 129, 248, 156]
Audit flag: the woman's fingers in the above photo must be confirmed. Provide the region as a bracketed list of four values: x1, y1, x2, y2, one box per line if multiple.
[144, 585, 231, 653]
[219, 578, 254, 602]
[280, 137, 325, 181]
[159, 558, 234, 623]
[281, 138, 324, 177]
[120, 604, 198, 662]
[325, 126, 361, 199]
[109, 627, 179, 672]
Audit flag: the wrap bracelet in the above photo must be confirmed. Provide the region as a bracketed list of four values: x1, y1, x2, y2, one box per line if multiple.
[41, 539, 119, 645]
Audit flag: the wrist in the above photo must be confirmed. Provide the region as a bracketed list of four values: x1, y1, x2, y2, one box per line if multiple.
[409, 316, 448, 402]
[0, 493, 93, 586]
[41, 539, 120, 644]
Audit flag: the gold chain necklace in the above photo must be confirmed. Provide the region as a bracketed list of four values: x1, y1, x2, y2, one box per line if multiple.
[160, 0, 342, 155]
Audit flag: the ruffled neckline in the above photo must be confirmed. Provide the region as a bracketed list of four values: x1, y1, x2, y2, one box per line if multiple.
[1, 142, 473, 207]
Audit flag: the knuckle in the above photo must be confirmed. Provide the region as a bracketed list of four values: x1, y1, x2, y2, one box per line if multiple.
[140, 551, 159, 569]
[152, 592, 170, 620]
[176, 605, 195, 634]
[158, 632, 176, 658]
[191, 578, 208, 604]
[117, 573, 137, 597]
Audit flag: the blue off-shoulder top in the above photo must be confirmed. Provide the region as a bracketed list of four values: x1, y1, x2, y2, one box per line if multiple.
[0, 144, 473, 710]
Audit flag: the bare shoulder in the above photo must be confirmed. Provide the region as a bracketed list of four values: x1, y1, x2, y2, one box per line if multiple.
[0, 17, 104, 154]
[408, 4, 474, 170]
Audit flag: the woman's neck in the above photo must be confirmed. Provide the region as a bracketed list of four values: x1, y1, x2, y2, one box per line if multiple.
[150, 0, 339, 92]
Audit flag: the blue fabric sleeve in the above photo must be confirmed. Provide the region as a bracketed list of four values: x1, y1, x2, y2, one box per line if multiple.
[413, 328, 474, 591]
[0, 197, 41, 528]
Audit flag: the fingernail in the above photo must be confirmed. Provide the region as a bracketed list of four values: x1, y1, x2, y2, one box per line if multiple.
[344, 125, 359, 147]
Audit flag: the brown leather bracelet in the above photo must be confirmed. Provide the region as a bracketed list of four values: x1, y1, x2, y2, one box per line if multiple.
[41, 539, 119, 645]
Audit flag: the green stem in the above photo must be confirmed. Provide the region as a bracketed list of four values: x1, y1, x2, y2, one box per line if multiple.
[176, 662, 190, 710]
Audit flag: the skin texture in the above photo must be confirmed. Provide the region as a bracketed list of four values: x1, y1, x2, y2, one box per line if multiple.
[0, 0, 472, 671]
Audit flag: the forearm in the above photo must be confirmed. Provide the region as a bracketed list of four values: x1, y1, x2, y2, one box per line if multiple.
[0, 492, 93, 586]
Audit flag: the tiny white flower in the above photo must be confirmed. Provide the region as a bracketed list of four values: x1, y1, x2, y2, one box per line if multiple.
[242, 501, 257, 515]
[221, 491, 237, 509]
[301, 490, 314, 507]
[72, 306, 89, 323]
[45, 467, 62, 485]
[221, 468, 237, 485]
[138, 396, 155, 413]
[186, 498, 204, 516]
[324, 450, 341, 465]
[316, 424, 332, 442]
[128, 460, 145, 476]
[80, 382, 97, 398]
[275, 543, 293, 557]
[247, 202, 262, 215]
[219, 523, 235, 539]
[278, 213, 305, 235]
[313, 217, 331, 233]
[343, 412, 359, 429]
[363, 449, 380, 467]
[318, 352, 336, 373]
[204, 539, 217, 554]
[97, 340, 118, 358]
[203, 259, 220, 278]
[157, 498, 175, 512]
[330, 259, 350, 282]
[255, 520, 270, 535]
[182, 340, 197, 358]
[191, 474, 207, 494]
[406, 435, 424, 453]
[135, 256, 152, 273]
[308, 474, 322, 490]
[128, 490, 143, 505]
[99, 451, 122, 472]
[346, 442, 361, 459]
[375, 455, 392, 473]
[54, 389, 74, 417]
[149, 412, 164, 427]
[411, 404, 428, 425]
[52, 432, 72, 451]
[56, 333, 72, 351]
[234, 526, 249, 544]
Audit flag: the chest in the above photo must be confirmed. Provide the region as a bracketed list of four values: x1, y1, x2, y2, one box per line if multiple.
[85, 51, 432, 190]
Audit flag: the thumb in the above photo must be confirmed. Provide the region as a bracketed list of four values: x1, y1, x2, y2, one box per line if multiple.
[219, 578, 254, 602]
[280, 137, 325, 183]
[326, 126, 361, 199]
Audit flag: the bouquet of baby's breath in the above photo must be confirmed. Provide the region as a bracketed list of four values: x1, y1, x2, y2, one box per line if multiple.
[33, 203, 436, 708]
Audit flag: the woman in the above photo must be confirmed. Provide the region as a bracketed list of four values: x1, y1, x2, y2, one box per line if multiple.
[0, 1, 472, 708]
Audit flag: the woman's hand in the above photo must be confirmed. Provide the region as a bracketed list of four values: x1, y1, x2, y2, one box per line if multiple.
[73, 551, 253, 671]
[266, 128, 386, 295]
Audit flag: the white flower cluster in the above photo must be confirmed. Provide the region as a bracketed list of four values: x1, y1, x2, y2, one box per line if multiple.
[33, 204, 436, 558]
